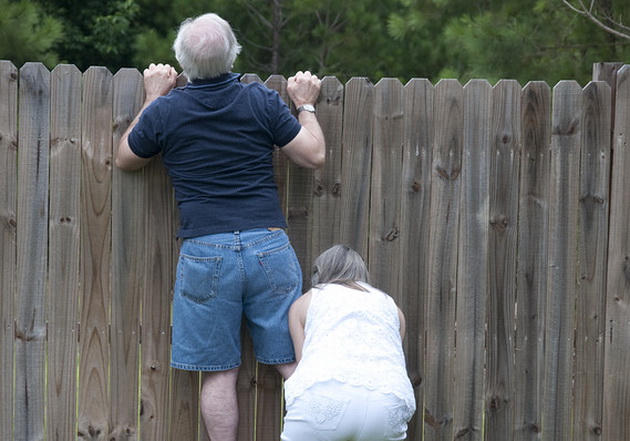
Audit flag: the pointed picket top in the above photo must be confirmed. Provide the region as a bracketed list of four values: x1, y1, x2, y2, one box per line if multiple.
[265, 74, 288, 103]
[241, 73, 262, 84]
[464, 78, 493, 88]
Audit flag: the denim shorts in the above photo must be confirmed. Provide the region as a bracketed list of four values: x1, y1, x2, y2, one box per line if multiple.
[170, 228, 302, 371]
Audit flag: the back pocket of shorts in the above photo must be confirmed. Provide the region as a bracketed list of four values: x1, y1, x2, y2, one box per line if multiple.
[257, 242, 300, 295]
[177, 255, 222, 304]
[304, 393, 350, 431]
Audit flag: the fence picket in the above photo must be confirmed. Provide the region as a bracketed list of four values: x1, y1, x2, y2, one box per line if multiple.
[78, 66, 113, 441]
[15, 62, 50, 441]
[604, 64, 630, 441]
[49, 63, 82, 441]
[454, 79, 492, 441]
[142, 128, 177, 441]
[514, 81, 551, 441]
[340, 77, 374, 256]
[110, 67, 145, 440]
[309, 76, 344, 260]
[543, 80, 583, 440]
[424, 79, 464, 441]
[0, 59, 17, 441]
[574, 80, 611, 440]
[485, 79, 521, 440]
[401, 78, 434, 441]
[369, 78, 404, 299]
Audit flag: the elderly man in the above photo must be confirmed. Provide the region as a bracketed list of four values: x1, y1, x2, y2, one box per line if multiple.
[116, 12, 325, 441]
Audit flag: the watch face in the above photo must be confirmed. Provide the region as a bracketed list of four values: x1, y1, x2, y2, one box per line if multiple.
[299, 104, 316, 113]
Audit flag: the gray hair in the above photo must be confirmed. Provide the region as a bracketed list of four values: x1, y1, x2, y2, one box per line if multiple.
[311, 244, 370, 291]
[173, 13, 242, 81]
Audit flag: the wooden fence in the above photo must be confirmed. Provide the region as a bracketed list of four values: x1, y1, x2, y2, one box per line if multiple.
[1, 59, 629, 441]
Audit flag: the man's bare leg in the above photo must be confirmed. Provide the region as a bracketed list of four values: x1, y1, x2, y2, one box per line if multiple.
[201, 368, 240, 441]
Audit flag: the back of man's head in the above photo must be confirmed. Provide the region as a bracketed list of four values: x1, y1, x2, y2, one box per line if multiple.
[173, 13, 242, 82]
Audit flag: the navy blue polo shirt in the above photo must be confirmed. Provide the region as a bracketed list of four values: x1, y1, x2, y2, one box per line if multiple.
[128, 73, 301, 238]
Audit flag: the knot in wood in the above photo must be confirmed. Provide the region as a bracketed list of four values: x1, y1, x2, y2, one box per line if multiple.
[331, 182, 341, 195]
[7, 216, 17, 231]
[552, 117, 579, 136]
[489, 215, 509, 232]
[313, 180, 324, 197]
[384, 227, 399, 242]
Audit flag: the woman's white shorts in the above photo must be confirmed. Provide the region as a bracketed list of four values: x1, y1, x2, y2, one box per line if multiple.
[281, 379, 413, 441]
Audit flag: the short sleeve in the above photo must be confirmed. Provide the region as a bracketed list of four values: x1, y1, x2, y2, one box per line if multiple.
[269, 92, 301, 147]
[127, 103, 163, 158]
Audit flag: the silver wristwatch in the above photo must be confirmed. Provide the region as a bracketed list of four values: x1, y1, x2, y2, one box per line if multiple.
[297, 104, 316, 114]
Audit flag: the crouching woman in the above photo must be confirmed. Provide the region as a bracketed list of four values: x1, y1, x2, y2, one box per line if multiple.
[281, 244, 416, 441]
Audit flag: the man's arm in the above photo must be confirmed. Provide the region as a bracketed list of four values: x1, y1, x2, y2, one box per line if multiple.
[115, 63, 178, 171]
[282, 71, 326, 169]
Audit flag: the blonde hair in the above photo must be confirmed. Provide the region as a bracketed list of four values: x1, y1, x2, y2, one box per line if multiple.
[311, 245, 370, 291]
[173, 13, 241, 81]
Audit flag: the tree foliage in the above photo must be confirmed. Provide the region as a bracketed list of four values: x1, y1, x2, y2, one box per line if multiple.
[388, 0, 630, 85]
[0, 0, 629, 84]
[0, 0, 63, 67]
[39, 0, 140, 71]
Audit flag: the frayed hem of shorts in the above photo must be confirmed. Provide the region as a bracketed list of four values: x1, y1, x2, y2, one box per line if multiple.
[257, 357, 296, 365]
[171, 361, 241, 372]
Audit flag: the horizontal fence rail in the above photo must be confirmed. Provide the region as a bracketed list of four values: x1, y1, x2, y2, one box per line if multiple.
[1, 60, 629, 441]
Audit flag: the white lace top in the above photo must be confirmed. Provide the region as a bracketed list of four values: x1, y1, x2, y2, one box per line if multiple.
[284, 282, 416, 417]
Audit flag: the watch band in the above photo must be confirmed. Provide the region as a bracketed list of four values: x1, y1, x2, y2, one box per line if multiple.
[297, 104, 316, 114]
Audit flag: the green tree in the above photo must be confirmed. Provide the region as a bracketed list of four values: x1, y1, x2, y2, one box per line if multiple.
[132, 0, 420, 82]
[0, 0, 63, 68]
[564, 0, 630, 41]
[388, 0, 630, 85]
[37, 0, 140, 72]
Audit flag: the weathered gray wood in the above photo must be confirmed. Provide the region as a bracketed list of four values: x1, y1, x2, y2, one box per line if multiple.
[110, 68, 144, 441]
[592, 62, 625, 84]
[48, 64, 82, 441]
[141, 135, 176, 441]
[574, 81, 611, 440]
[424, 79, 464, 441]
[14, 62, 50, 441]
[5, 66, 630, 441]
[400, 78, 434, 440]
[592, 62, 623, 156]
[0, 59, 17, 441]
[514, 81, 551, 441]
[78, 66, 113, 441]
[170, 371, 202, 441]
[368, 78, 404, 298]
[339, 77, 374, 257]
[543, 80, 582, 440]
[603, 64, 630, 441]
[453, 79, 492, 441]
[485, 79, 521, 440]
[309, 76, 344, 260]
